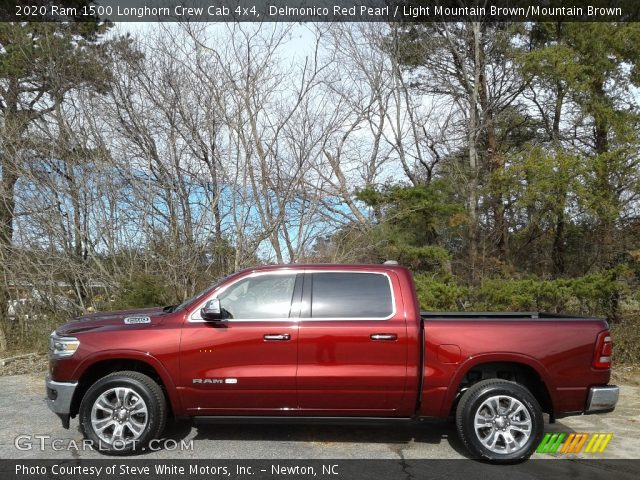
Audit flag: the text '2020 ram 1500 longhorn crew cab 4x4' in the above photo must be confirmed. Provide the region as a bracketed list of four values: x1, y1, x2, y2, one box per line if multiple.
[45, 264, 619, 462]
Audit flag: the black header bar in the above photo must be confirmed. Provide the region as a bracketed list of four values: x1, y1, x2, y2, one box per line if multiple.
[2, 1, 640, 22]
[1, 459, 640, 480]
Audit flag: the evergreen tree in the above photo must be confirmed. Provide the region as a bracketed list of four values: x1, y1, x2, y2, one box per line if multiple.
[0, 15, 113, 350]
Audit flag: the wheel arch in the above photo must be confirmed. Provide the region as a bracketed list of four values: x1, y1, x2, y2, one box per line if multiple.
[70, 352, 181, 418]
[446, 354, 556, 418]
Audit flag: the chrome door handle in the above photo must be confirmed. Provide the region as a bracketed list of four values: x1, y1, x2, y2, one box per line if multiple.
[264, 334, 291, 341]
[370, 333, 397, 341]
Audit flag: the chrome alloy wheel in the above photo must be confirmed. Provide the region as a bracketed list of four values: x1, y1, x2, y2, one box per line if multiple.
[90, 387, 148, 445]
[473, 395, 533, 454]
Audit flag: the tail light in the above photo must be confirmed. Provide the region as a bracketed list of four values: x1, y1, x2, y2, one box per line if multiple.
[593, 331, 613, 369]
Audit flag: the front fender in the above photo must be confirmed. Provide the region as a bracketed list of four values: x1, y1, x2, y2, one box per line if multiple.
[72, 349, 183, 416]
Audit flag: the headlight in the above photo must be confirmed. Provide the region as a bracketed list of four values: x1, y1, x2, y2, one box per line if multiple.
[49, 332, 80, 359]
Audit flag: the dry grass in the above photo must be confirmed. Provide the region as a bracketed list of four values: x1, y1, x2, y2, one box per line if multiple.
[610, 314, 640, 369]
[0, 351, 48, 376]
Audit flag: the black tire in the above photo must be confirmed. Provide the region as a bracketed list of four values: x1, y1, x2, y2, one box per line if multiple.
[455, 379, 544, 463]
[79, 371, 167, 455]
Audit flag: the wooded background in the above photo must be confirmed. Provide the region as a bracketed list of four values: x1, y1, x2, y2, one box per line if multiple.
[1, 21, 639, 355]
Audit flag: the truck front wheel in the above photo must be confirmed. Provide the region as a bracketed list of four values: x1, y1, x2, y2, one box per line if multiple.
[455, 379, 543, 463]
[79, 371, 167, 455]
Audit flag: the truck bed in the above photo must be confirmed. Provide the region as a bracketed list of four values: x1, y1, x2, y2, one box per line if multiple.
[418, 312, 610, 418]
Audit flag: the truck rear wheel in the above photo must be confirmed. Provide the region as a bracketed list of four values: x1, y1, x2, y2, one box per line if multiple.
[79, 371, 166, 455]
[455, 379, 543, 463]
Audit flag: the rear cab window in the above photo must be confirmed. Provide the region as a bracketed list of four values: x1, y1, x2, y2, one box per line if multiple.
[309, 272, 394, 319]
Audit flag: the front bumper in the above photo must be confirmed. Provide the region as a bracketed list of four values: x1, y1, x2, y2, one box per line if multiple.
[45, 375, 78, 429]
[586, 385, 619, 413]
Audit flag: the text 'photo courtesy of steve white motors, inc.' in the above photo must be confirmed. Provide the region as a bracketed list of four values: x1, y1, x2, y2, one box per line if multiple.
[13, 461, 341, 477]
[1, 0, 640, 479]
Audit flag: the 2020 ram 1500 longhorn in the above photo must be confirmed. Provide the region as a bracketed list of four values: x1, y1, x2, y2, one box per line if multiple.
[45, 264, 619, 462]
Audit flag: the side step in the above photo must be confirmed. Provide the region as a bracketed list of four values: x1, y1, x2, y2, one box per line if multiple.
[193, 416, 417, 426]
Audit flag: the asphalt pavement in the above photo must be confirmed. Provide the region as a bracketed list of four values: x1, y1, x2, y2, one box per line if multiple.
[0, 374, 638, 461]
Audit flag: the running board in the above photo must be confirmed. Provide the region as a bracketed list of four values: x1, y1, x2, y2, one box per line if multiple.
[193, 416, 417, 426]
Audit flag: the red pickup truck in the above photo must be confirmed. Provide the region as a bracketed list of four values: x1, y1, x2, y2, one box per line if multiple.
[45, 264, 618, 462]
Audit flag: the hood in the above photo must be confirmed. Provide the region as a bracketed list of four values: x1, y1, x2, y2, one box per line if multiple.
[55, 306, 167, 336]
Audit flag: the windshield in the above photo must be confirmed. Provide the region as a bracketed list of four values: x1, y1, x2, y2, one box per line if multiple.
[167, 275, 232, 313]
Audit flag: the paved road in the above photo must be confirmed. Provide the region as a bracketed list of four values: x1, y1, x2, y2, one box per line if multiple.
[0, 374, 638, 460]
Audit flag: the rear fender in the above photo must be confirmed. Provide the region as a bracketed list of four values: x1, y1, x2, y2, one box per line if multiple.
[441, 353, 556, 417]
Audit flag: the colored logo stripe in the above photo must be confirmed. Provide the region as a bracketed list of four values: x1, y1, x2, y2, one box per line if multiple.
[549, 433, 566, 453]
[586, 433, 613, 453]
[559, 433, 575, 454]
[569, 433, 588, 453]
[536, 433, 553, 453]
[536, 433, 612, 455]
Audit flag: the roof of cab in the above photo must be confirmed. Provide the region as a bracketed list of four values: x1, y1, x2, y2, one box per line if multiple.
[238, 263, 410, 274]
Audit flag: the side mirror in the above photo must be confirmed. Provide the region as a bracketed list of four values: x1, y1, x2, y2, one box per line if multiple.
[200, 299, 223, 321]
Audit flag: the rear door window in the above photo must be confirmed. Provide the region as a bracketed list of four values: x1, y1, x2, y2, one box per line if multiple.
[310, 272, 393, 319]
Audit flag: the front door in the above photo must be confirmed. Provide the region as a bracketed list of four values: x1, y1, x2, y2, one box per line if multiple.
[297, 271, 409, 415]
[179, 272, 301, 414]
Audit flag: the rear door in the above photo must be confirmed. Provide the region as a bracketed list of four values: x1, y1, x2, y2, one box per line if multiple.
[179, 272, 301, 414]
[296, 270, 409, 415]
